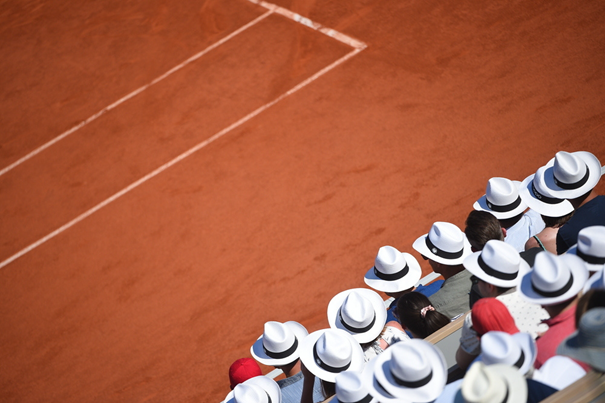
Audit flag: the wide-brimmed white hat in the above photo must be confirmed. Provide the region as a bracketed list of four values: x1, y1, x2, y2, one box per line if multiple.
[413, 222, 472, 266]
[299, 328, 365, 383]
[454, 362, 527, 403]
[223, 375, 282, 403]
[251, 321, 308, 366]
[473, 178, 528, 220]
[566, 225, 605, 272]
[541, 151, 602, 199]
[584, 269, 605, 292]
[334, 370, 379, 403]
[368, 339, 446, 402]
[328, 289, 387, 344]
[364, 246, 422, 293]
[531, 356, 586, 391]
[557, 307, 605, 372]
[463, 240, 529, 288]
[519, 166, 575, 217]
[361, 354, 402, 403]
[477, 331, 536, 375]
[518, 252, 589, 306]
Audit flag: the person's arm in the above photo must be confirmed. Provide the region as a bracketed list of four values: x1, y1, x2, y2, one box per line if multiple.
[455, 345, 478, 372]
[456, 314, 480, 371]
[300, 361, 316, 403]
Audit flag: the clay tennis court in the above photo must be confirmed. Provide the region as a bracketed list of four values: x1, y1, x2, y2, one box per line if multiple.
[1, 0, 604, 401]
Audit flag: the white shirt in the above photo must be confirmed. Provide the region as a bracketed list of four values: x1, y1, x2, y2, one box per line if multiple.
[504, 209, 545, 252]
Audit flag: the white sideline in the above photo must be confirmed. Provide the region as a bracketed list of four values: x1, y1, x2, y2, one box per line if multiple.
[0, 5, 366, 269]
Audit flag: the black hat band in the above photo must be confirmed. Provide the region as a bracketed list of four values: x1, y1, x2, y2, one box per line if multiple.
[425, 237, 463, 260]
[531, 182, 565, 205]
[313, 343, 351, 373]
[263, 338, 298, 359]
[477, 255, 518, 281]
[513, 350, 525, 369]
[531, 273, 574, 298]
[486, 195, 522, 213]
[374, 263, 409, 281]
[393, 369, 433, 388]
[577, 249, 605, 265]
[553, 163, 590, 190]
[339, 310, 376, 334]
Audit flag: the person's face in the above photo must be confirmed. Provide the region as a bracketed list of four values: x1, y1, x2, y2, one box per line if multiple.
[473, 275, 496, 298]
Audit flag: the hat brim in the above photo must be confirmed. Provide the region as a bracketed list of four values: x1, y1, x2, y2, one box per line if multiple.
[223, 375, 281, 403]
[299, 329, 365, 383]
[478, 332, 536, 375]
[250, 321, 308, 366]
[473, 181, 528, 220]
[557, 329, 605, 372]
[462, 364, 527, 403]
[519, 174, 575, 217]
[463, 252, 530, 288]
[566, 244, 605, 272]
[542, 151, 602, 199]
[518, 254, 589, 306]
[360, 356, 402, 403]
[333, 365, 380, 403]
[531, 356, 587, 390]
[364, 253, 422, 293]
[328, 289, 388, 343]
[412, 234, 472, 266]
[372, 341, 447, 401]
[584, 269, 605, 293]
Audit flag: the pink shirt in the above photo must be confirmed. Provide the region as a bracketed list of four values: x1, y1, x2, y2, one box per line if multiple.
[535, 305, 590, 371]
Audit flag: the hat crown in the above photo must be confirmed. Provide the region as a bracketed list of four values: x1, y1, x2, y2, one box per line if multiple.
[480, 332, 522, 367]
[485, 177, 519, 206]
[233, 383, 270, 403]
[390, 342, 431, 382]
[462, 363, 508, 403]
[340, 292, 375, 329]
[577, 226, 605, 258]
[554, 151, 588, 185]
[481, 240, 522, 276]
[578, 307, 605, 348]
[335, 371, 368, 402]
[375, 245, 406, 274]
[263, 321, 295, 354]
[317, 330, 353, 368]
[531, 253, 573, 293]
[428, 222, 465, 254]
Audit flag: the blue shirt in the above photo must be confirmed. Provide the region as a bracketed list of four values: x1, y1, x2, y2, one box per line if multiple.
[277, 371, 325, 403]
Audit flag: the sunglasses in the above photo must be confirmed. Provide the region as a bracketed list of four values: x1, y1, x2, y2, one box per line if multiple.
[470, 275, 480, 285]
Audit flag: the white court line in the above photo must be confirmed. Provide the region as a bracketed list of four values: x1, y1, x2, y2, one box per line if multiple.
[0, 10, 273, 177]
[0, 8, 366, 269]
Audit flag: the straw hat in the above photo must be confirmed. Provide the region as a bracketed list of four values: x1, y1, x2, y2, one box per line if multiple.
[541, 151, 602, 199]
[557, 307, 605, 371]
[454, 362, 527, 403]
[463, 240, 529, 288]
[333, 370, 379, 403]
[251, 321, 308, 366]
[328, 288, 387, 343]
[223, 375, 281, 403]
[566, 225, 605, 272]
[473, 177, 528, 219]
[364, 246, 422, 293]
[519, 166, 574, 217]
[413, 222, 472, 265]
[477, 331, 537, 375]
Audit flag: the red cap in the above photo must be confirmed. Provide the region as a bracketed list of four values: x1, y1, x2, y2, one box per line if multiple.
[471, 298, 519, 336]
[229, 358, 262, 390]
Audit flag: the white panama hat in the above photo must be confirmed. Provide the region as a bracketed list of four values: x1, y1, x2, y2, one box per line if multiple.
[518, 252, 589, 306]
[473, 177, 528, 219]
[251, 321, 308, 366]
[566, 225, 605, 272]
[413, 222, 472, 266]
[477, 331, 537, 375]
[223, 375, 282, 403]
[531, 355, 586, 391]
[541, 151, 602, 199]
[299, 328, 365, 383]
[364, 246, 422, 293]
[369, 339, 447, 402]
[463, 240, 529, 288]
[519, 166, 575, 217]
[334, 370, 379, 403]
[328, 288, 387, 344]
[454, 362, 527, 403]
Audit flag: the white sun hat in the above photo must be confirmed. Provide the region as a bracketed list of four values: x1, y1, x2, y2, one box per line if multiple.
[251, 321, 308, 366]
[455, 362, 527, 403]
[361, 354, 404, 403]
[333, 370, 379, 403]
[531, 355, 586, 391]
[223, 375, 282, 403]
[328, 288, 388, 344]
[368, 339, 447, 402]
[463, 240, 529, 288]
[541, 151, 602, 199]
[413, 222, 472, 266]
[518, 252, 589, 306]
[299, 328, 365, 383]
[477, 331, 537, 375]
[473, 177, 528, 219]
[566, 225, 605, 272]
[519, 166, 575, 217]
[584, 268, 605, 292]
[364, 246, 422, 293]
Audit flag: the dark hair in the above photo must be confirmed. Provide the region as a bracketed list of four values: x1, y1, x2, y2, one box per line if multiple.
[498, 212, 524, 230]
[465, 210, 503, 251]
[321, 380, 335, 398]
[541, 212, 573, 228]
[395, 292, 449, 338]
[575, 289, 605, 327]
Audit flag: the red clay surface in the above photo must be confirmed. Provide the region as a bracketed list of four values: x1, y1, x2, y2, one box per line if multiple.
[1, 0, 604, 401]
